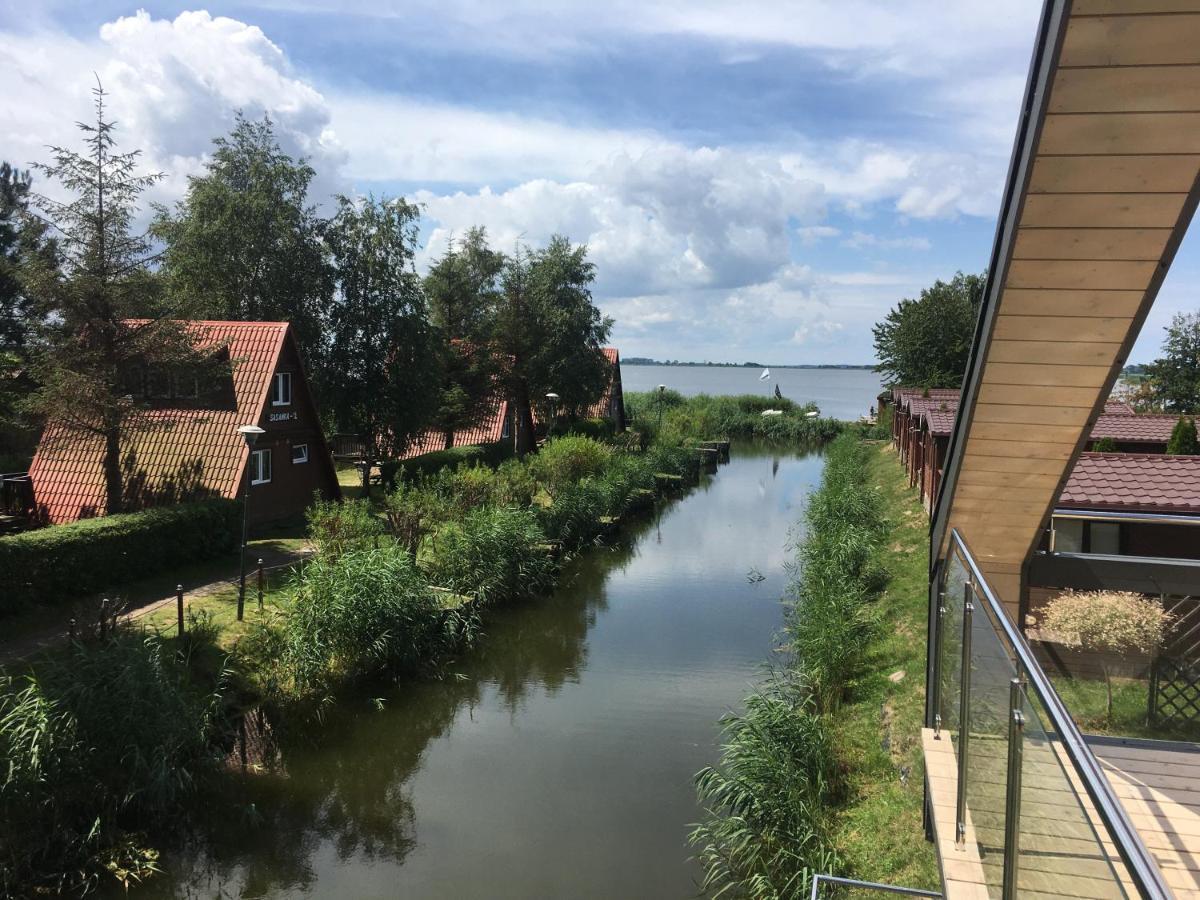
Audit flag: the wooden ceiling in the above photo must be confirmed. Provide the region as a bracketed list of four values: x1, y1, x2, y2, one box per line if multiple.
[935, 0, 1200, 613]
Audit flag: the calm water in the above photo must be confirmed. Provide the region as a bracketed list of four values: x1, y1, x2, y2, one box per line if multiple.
[143, 443, 824, 899]
[621, 364, 883, 421]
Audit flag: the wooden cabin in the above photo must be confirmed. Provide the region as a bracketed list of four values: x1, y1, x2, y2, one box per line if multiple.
[28, 321, 340, 525]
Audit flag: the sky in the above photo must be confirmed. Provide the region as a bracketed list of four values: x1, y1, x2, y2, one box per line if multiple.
[2, 2, 1197, 365]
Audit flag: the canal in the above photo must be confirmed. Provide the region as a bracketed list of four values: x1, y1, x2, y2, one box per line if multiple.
[145, 441, 825, 899]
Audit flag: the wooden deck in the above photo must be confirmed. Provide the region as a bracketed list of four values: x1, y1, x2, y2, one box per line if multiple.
[923, 728, 1200, 898]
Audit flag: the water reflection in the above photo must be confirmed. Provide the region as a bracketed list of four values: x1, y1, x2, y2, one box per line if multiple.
[141, 441, 824, 899]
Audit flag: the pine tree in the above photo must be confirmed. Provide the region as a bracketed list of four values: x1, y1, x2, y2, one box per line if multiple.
[1167, 416, 1199, 455]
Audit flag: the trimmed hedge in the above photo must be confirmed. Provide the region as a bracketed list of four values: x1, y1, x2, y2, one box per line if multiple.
[0, 499, 241, 614]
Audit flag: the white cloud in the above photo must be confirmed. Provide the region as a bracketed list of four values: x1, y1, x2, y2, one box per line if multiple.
[0, 10, 346, 208]
[842, 231, 931, 251]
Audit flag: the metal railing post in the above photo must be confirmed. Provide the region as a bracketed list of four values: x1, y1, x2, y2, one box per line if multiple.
[1002, 677, 1025, 900]
[955, 581, 974, 847]
[932, 584, 946, 730]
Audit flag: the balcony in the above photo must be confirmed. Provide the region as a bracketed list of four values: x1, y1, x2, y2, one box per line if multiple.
[924, 530, 1199, 899]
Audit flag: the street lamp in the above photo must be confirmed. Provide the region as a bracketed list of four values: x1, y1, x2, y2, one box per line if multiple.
[236, 424, 265, 622]
[545, 392, 560, 436]
[656, 384, 667, 430]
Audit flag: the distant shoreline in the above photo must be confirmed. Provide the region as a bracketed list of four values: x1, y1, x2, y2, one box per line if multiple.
[622, 360, 876, 370]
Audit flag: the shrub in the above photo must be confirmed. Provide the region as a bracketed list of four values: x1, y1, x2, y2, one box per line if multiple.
[307, 497, 386, 560]
[428, 506, 556, 606]
[0, 499, 240, 614]
[1042, 590, 1171, 717]
[282, 545, 448, 699]
[690, 679, 840, 900]
[530, 435, 613, 498]
[1167, 416, 1198, 455]
[447, 464, 498, 511]
[0, 630, 223, 893]
[1092, 436, 1119, 453]
[555, 417, 615, 441]
[383, 481, 448, 558]
[493, 457, 537, 508]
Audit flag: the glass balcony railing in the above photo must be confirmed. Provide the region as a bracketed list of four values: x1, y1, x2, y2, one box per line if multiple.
[930, 530, 1172, 900]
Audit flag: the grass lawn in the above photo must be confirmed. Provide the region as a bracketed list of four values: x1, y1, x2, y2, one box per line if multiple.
[1051, 673, 1200, 743]
[828, 440, 940, 890]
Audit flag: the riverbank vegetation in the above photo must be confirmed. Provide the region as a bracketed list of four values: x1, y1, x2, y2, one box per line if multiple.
[625, 390, 842, 445]
[691, 436, 938, 897]
[0, 432, 706, 892]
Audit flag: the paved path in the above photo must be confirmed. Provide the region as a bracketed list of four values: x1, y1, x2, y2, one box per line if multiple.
[0, 543, 313, 666]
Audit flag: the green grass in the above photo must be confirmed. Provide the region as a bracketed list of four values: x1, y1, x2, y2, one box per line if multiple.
[827, 441, 939, 890]
[1051, 674, 1200, 743]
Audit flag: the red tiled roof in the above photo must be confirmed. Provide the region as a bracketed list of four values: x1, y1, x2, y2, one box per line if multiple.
[29, 321, 288, 523]
[1061, 452, 1200, 514]
[1089, 414, 1179, 444]
[895, 388, 961, 413]
[1104, 399, 1136, 416]
[582, 348, 622, 419]
[400, 396, 510, 459]
[923, 405, 960, 437]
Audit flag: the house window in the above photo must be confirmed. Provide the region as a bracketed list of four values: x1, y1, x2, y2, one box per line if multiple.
[1054, 519, 1084, 553]
[250, 448, 272, 485]
[291, 443, 309, 464]
[271, 372, 293, 406]
[1090, 522, 1121, 555]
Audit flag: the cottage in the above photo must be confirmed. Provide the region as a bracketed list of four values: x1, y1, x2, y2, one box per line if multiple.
[28, 321, 340, 525]
[1084, 412, 1180, 453]
[399, 346, 626, 459]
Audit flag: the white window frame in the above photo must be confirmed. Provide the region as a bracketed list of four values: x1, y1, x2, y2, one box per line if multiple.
[271, 372, 293, 407]
[291, 442, 309, 464]
[250, 448, 272, 485]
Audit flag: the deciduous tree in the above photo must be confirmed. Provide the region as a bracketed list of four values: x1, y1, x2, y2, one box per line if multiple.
[323, 195, 437, 487]
[424, 227, 504, 449]
[872, 271, 984, 388]
[152, 114, 332, 370]
[494, 236, 612, 454]
[1143, 312, 1200, 414]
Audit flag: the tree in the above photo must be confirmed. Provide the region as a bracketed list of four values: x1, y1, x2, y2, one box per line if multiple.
[323, 195, 437, 488]
[1143, 312, 1200, 414]
[494, 236, 612, 454]
[21, 83, 213, 514]
[1, 165, 61, 427]
[1042, 590, 1170, 719]
[424, 227, 504, 449]
[152, 114, 332, 372]
[872, 271, 985, 388]
[1167, 416, 1199, 455]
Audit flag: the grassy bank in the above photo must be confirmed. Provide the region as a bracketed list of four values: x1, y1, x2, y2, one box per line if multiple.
[691, 436, 938, 897]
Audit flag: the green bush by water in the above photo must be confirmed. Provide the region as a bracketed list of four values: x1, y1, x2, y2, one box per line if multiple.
[428, 506, 557, 606]
[625, 391, 842, 446]
[692, 433, 888, 898]
[0, 630, 225, 894]
[0, 499, 240, 614]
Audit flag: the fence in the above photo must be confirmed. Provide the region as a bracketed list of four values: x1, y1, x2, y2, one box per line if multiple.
[931, 529, 1170, 899]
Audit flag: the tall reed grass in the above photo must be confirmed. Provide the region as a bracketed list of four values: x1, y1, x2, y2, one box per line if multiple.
[692, 433, 888, 898]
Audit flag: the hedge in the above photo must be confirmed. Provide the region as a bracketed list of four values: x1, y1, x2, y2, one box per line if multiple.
[0, 499, 241, 614]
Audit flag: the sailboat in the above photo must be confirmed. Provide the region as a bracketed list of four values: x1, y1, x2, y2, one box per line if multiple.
[759, 367, 770, 381]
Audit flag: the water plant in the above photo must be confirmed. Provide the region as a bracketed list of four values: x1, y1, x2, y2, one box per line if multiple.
[428, 506, 557, 606]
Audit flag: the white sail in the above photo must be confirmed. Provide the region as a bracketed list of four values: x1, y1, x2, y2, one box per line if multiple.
[759, 367, 770, 381]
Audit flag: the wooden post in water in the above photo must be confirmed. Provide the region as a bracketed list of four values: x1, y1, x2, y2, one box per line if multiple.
[177, 584, 185, 638]
[257, 558, 265, 611]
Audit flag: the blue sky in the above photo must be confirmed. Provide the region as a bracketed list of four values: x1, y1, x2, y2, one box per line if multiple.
[3, 2, 1196, 364]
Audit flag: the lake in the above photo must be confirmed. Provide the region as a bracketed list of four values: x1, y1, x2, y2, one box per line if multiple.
[136, 442, 825, 899]
[620, 364, 883, 421]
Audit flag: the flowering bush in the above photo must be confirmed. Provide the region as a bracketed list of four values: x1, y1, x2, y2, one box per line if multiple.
[1043, 590, 1171, 717]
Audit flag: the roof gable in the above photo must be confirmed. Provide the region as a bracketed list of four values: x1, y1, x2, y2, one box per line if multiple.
[1061, 452, 1200, 515]
[29, 321, 292, 523]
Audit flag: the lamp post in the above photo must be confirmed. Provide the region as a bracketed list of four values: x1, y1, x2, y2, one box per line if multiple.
[236, 424, 265, 621]
[545, 392, 560, 436]
[656, 384, 667, 430]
